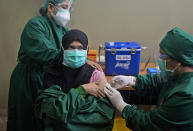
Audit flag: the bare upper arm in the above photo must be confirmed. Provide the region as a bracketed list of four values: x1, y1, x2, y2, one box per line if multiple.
[97, 75, 107, 90]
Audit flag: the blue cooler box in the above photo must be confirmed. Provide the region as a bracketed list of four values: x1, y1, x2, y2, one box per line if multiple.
[105, 42, 141, 75]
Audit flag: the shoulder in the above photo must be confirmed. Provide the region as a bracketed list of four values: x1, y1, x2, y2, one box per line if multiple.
[83, 63, 104, 77]
[24, 16, 49, 31]
[90, 69, 104, 83]
[29, 16, 47, 24]
[81, 63, 95, 73]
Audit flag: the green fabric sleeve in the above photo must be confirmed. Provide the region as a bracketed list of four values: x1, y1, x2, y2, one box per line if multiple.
[35, 85, 85, 125]
[134, 74, 164, 97]
[75, 85, 88, 98]
[21, 19, 61, 64]
[122, 93, 193, 131]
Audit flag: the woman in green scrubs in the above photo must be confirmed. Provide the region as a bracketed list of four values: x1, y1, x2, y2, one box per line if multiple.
[105, 27, 193, 131]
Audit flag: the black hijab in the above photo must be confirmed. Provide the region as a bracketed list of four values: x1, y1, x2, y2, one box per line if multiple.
[44, 29, 94, 93]
[62, 29, 88, 50]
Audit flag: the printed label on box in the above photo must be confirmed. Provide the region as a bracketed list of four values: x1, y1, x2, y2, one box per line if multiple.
[115, 61, 130, 69]
[116, 55, 131, 60]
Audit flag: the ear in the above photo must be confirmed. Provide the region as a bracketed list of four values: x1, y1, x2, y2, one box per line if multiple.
[47, 3, 56, 15]
[177, 62, 182, 67]
[176, 62, 184, 72]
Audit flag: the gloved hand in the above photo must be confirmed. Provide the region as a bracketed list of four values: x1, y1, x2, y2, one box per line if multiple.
[111, 75, 136, 89]
[104, 83, 129, 113]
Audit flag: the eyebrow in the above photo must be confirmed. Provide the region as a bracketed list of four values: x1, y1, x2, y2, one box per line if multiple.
[69, 45, 83, 48]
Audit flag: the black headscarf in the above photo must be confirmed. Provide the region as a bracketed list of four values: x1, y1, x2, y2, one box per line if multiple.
[62, 29, 88, 50]
[43, 29, 94, 92]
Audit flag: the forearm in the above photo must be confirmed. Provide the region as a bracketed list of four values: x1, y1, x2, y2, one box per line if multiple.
[134, 74, 163, 97]
[121, 105, 155, 131]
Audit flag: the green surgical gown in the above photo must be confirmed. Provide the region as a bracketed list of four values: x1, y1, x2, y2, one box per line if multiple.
[35, 85, 115, 131]
[7, 15, 68, 131]
[122, 72, 193, 131]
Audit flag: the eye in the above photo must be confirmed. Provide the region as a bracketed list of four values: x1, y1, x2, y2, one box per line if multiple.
[61, 4, 69, 9]
[78, 47, 84, 50]
[68, 46, 75, 50]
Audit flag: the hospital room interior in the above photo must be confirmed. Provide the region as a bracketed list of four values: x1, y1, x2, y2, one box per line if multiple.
[1, 0, 193, 131]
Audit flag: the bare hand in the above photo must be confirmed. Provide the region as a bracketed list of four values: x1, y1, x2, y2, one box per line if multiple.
[86, 60, 103, 72]
[82, 83, 105, 98]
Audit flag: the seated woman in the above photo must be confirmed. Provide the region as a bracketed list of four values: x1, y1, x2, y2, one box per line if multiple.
[35, 29, 115, 131]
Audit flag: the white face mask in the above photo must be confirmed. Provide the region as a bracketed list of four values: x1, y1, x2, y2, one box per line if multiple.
[51, 7, 70, 27]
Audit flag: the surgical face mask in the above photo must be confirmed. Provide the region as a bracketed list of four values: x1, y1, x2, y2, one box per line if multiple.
[158, 58, 179, 73]
[51, 7, 70, 27]
[158, 59, 175, 73]
[157, 59, 173, 82]
[63, 49, 87, 69]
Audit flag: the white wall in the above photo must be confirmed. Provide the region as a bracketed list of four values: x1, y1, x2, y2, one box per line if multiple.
[0, 0, 193, 107]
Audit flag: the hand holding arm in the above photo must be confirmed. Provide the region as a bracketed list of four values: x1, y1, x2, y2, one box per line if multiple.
[82, 83, 105, 98]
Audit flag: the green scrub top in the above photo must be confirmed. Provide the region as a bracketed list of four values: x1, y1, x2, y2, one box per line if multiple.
[7, 15, 68, 131]
[35, 85, 115, 131]
[122, 73, 193, 131]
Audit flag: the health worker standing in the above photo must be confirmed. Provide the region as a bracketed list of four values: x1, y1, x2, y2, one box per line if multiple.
[7, 0, 73, 131]
[105, 27, 193, 131]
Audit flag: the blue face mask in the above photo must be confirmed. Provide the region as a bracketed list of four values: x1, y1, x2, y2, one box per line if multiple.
[158, 58, 179, 73]
[63, 49, 87, 69]
[158, 59, 167, 72]
[157, 59, 173, 82]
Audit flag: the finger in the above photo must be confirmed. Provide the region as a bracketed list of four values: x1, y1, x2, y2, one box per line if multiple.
[92, 89, 99, 97]
[104, 87, 112, 96]
[90, 64, 96, 69]
[97, 88, 105, 98]
[104, 87, 110, 97]
[114, 84, 121, 89]
[105, 83, 111, 88]
[112, 76, 118, 81]
[93, 93, 99, 98]
[110, 81, 118, 89]
[108, 85, 118, 94]
[106, 83, 115, 92]
[96, 65, 103, 72]
[108, 80, 113, 85]
[95, 88, 103, 98]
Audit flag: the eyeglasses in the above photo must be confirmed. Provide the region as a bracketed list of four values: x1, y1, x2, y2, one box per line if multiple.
[55, 2, 74, 12]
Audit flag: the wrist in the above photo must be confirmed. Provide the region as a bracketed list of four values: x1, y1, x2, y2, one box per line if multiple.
[82, 84, 88, 91]
[116, 101, 128, 113]
[127, 76, 136, 86]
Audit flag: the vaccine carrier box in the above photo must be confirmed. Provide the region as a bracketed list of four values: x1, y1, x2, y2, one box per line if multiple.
[105, 42, 141, 75]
